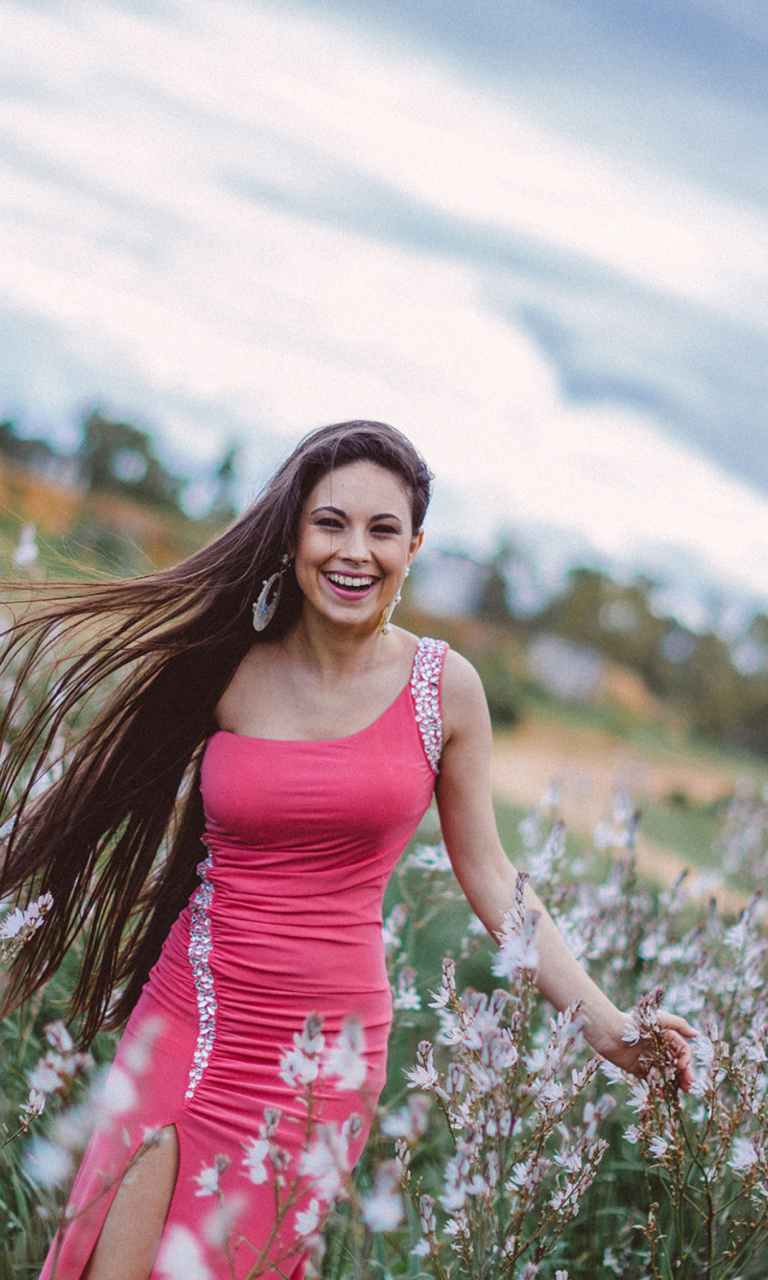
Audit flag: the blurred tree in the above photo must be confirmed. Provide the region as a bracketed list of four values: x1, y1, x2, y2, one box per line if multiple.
[76, 410, 183, 513]
[208, 443, 239, 523]
[0, 420, 71, 479]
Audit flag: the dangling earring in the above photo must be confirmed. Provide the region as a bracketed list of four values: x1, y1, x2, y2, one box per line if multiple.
[381, 564, 410, 636]
[252, 554, 290, 632]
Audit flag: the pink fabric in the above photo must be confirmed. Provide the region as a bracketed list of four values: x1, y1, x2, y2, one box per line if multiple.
[40, 639, 447, 1279]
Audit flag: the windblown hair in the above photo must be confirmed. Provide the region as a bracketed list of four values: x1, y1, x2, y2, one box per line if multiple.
[0, 420, 432, 1044]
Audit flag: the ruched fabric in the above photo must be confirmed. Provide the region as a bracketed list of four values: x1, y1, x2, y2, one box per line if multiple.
[40, 638, 448, 1279]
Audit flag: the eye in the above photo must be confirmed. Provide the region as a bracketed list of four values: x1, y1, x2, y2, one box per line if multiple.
[315, 517, 344, 529]
[372, 523, 399, 535]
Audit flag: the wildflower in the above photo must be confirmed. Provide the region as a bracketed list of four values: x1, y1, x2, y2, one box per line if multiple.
[729, 1137, 760, 1173]
[28, 1057, 65, 1095]
[412, 1194, 438, 1256]
[492, 899, 540, 978]
[648, 1135, 669, 1159]
[295, 1197, 322, 1237]
[155, 1225, 212, 1280]
[428, 957, 456, 1009]
[323, 1016, 367, 1091]
[242, 1137, 270, 1184]
[123, 1015, 164, 1075]
[528, 820, 566, 883]
[623, 1124, 642, 1144]
[299, 1123, 351, 1203]
[380, 1093, 431, 1142]
[203, 1193, 246, 1248]
[621, 1021, 641, 1046]
[360, 1161, 403, 1231]
[393, 967, 421, 1011]
[280, 1014, 325, 1087]
[0, 891, 54, 942]
[24, 1136, 75, 1188]
[193, 1154, 230, 1196]
[262, 1106, 281, 1137]
[627, 1079, 651, 1114]
[99, 1064, 138, 1118]
[405, 1041, 439, 1091]
[45, 1021, 74, 1054]
[298, 1011, 325, 1057]
[382, 904, 408, 950]
[20, 1088, 47, 1126]
[407, 841, 451, 871]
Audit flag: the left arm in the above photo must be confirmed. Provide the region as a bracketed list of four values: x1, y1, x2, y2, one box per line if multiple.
[435, 650, 694, 1086]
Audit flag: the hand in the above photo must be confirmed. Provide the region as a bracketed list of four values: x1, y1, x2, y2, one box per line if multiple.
[602, 1009, 696, 1091]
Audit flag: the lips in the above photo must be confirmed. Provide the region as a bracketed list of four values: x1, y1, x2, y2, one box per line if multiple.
[323, 571, 380, 599]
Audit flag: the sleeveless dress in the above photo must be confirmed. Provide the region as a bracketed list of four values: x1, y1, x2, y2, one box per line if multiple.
[40, 637, 449, 1280]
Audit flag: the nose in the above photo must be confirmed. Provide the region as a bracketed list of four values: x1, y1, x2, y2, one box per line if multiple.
[340, 522, 370, 563]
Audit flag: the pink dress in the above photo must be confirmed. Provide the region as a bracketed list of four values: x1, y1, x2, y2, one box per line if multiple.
[40, 637, 449, 1280]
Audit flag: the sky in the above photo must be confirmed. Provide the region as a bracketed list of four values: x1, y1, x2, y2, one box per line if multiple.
[2, 0, 768, 610]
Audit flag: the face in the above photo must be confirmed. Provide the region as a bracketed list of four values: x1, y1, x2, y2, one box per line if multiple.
[292, 461, 423, 633]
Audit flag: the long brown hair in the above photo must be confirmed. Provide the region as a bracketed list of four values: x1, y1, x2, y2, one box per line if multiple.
[0, 421, 432, 1044]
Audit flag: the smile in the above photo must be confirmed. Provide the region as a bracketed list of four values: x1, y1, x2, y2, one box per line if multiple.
[324, 572, 379, 597]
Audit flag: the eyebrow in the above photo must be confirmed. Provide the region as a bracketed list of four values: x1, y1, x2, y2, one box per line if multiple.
[310, 506, 403, 522]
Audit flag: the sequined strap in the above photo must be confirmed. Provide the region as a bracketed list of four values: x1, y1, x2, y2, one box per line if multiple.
[185, 853, 217, 1103]
[410, 636, 449, 774]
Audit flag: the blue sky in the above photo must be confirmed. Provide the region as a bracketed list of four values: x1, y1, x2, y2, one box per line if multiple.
[2, 0, 768, 606]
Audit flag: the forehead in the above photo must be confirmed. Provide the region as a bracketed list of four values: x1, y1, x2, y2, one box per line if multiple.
[305, 461, 412, 515]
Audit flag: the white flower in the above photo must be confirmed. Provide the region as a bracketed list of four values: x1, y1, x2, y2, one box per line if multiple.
[692, 1032, 716, 1065]
[123, 1015, 164, 1075]
[295, 1197, 322, 1238]
[492, 905, 540, 978]
[360, 1162, 403, 1231]
[621, 1021, 641, 1045]
[45, 1021, 74, 1054]
[729, 1137, 760, 1173]
[156, 1225, 212, 1280]
[24, 1136, 74, 1188]
[193, 1155, 229, 1197]
[407, 842, 451, 871]
[20, 1089, 46, 1123]
[0, 892, 54, 941]
[382, 905, 408, 950]
[648, 1136, 669, 1159]
[100, 1065, 138, 1118]
[299, 1123, 350, 1203]
[203, 1194, 246, 1248]
[380, 1094, 431, 1143]
[405, 1042, 439, 1091]
[28, 1055, 67, 1095]
[297, 1012, 325, 1058]
[324, 1017, 367, 1091]
[623, 1124, 642, 1144]
[279, 1045, 319, 1087]
[242, 1137, 270, 1185]
[627, 1079, 651, 1113]
[393, 968, 421, 1011]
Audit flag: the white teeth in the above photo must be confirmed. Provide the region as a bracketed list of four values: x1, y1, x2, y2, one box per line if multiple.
[326, 573, 376, 588]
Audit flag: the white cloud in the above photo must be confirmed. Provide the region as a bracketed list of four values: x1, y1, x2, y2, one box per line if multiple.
[1, 0, 768, 599]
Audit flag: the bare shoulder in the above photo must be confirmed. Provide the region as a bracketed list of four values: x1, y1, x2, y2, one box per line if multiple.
[440, 648, 490, 744]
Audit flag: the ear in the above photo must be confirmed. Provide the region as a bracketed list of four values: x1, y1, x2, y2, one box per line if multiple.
[407, 528, 425, 566]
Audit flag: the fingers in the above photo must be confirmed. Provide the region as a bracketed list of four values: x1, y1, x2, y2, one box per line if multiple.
[656, 1010, 697, 1039]
[661, 1026, 695, 1092]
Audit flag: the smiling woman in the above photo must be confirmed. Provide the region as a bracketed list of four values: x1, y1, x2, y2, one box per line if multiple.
[0, 421, 694, 1280]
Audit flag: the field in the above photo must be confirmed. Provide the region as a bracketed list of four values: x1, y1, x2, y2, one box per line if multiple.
[3, 465, 768, 1277]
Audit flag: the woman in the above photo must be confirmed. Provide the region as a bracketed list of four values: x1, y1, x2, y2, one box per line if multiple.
[0, 421, 694, 1280]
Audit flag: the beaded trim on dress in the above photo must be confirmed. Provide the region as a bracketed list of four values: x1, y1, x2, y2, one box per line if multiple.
[185, 853, 217, 1102]
[410, 637, 449, 774]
